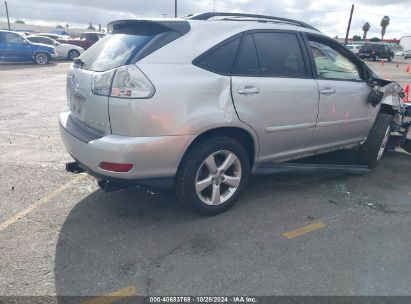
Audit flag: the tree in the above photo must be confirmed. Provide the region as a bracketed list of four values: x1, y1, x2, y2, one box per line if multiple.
[87, 23, 96, 30]
[56, 25, 64, 29]
[65, 24, 70, 29]
[380, 16, 390, 40]
[353, 35, 362, 41]
[362, 22, 370, 40]
[370, 37, 380, 42]
[15, 19, 25, 24]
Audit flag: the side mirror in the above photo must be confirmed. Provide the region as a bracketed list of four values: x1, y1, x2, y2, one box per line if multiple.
[23, 40, 29, 45]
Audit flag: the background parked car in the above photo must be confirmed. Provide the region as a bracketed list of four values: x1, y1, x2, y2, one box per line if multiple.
[0, 30, 57, 64]
[358, 43, 395, 61]
[395, 50, 405, 56]
[345, 44, 360, 54]
[27, 35, 84, 60]
[400, 35, 411, 59]
[36, 33, 66, 40]
[57, 32, 105, 50]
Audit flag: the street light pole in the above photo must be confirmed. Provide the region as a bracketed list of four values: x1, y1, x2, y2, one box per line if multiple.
[174, 0, 177, 18]
[5, 1, 10, 30]
[344, 4, 354, 45]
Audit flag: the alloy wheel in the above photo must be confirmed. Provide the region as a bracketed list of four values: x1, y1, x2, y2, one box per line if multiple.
[35, 53, 48, 64]
[195, 150, 242, 206]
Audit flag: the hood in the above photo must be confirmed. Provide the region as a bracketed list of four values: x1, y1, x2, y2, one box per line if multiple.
[30, 42, 55, 52]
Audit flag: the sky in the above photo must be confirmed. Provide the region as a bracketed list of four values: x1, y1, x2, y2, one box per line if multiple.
[1, 0, 411, 39]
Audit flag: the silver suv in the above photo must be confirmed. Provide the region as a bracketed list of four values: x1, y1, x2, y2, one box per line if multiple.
[60, 13, 410, 215]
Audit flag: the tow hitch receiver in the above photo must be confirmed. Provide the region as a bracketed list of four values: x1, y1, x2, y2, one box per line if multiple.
[97, 179, 131, 193]
[65, 161, 85, 174]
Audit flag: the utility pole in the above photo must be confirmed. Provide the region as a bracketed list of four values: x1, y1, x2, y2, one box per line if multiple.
[174, 0, 177, 18]
[344, 4, 354, 45]
[5, 1, 10, 30]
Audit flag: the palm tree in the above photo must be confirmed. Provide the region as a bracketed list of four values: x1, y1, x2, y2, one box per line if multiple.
[380, 16, 390, 40]
[362, 22, 370, 40]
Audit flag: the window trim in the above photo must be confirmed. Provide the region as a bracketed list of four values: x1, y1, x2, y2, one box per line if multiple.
[302, 33, 368, 82]
[231, 29, 313, 79]
[192, 32, 244, 76]
[231, 32, 261, 77]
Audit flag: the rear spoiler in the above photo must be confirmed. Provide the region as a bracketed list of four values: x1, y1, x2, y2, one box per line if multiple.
[107, 19, 191, 35]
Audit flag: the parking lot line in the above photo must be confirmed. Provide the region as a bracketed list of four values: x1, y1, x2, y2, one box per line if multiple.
[0, 174, 85, 232]
[283, 221, 326, 239]
[80, 286, 137, 304]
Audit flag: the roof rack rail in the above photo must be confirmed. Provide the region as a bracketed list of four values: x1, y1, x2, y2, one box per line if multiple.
[187, 12, 319, 32]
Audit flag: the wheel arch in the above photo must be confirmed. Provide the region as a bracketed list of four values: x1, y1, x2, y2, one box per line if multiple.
[178, 127, 258, 171]
[68, 49, 80, 58]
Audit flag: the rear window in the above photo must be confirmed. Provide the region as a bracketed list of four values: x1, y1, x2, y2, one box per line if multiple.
[193, 36, 241, 75]
[253, 32, 306, 77]
[78, 34, 155, 71]
[77, 22, 188, 72]
[232, 34, 260, 76]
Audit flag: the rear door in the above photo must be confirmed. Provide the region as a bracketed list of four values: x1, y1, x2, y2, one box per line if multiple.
[231, 31, 319, 162]
[305, 34, 377, 148]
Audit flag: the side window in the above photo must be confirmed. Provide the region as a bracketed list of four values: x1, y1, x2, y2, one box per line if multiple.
[29, 37, 40, 43]
[232, 34, 260, 76]
[42, 38, 53, 45]
[308, 38, 362, 81]
[4, 33, 25, 44]
[0, 34, 3, 43]
[253, 32, 306, 77]
[194, 37, 241, 75]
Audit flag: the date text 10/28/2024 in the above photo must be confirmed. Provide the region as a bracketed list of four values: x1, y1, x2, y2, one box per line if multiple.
[149, 296, 257, 303]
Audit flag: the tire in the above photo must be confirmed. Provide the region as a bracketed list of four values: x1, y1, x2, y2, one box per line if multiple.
[388, 55, 394, 62]
[358, 113, 393, 168]
[68, 49, 80, 61]
[175, 136, 251, 215]
[34, 52, 49, 65]
[373, 55, 379, 61]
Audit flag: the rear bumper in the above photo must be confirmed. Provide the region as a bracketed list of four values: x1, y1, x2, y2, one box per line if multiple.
[59, 111, 195, 181]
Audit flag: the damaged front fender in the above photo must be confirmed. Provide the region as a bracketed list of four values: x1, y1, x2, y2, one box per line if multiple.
[368, 78, 411, 153]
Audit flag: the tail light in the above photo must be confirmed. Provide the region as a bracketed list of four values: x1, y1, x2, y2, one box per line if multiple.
[111, 65, 155, 99]
[91, 65, 155, 99]
[99, 162, 133, 172]
[91, 69, 116, 96]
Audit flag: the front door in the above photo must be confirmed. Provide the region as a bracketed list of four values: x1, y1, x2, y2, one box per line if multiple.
[231, 31, 319, 163]
[3, 32, 32, 61]
[305, 35, 378, 149]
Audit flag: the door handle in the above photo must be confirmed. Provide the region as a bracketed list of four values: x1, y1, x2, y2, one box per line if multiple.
[238, 86, 260, 96]
[320, 88, 337, 96]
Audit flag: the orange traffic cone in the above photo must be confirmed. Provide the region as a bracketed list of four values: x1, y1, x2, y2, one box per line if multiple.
[406, 65, 410, 73]
[381, 59, 384, 66]
[403, 85, 410, 103]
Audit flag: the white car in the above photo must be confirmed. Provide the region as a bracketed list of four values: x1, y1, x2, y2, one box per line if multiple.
[346, 44, 360, 54]
[27, 35, 84, 60]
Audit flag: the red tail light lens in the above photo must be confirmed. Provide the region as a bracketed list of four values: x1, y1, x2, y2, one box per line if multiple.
[99, 162, 133, 172]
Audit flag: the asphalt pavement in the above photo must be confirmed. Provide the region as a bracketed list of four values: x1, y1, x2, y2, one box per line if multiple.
[0, 58, 410, 298]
